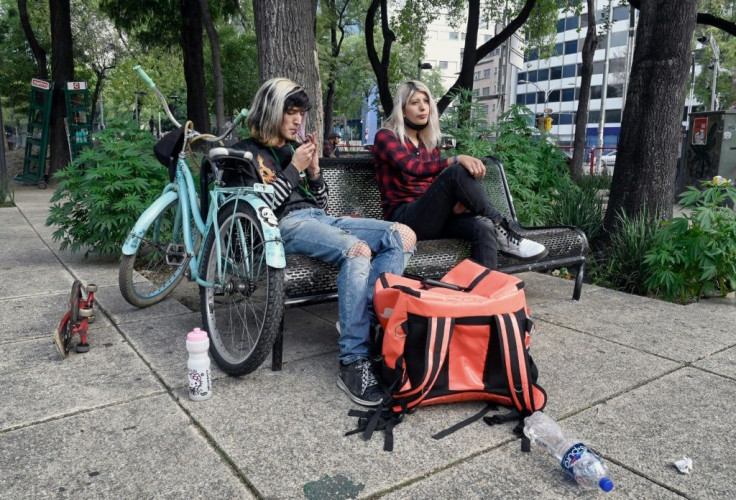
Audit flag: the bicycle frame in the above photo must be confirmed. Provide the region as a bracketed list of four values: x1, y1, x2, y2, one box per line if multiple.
[121, 156, 286, 289]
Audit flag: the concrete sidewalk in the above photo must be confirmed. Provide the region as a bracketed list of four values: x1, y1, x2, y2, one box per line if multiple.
[1, 184, 735, 499]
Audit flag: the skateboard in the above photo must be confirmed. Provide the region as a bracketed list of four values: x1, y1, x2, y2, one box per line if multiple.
[53, 280, 97, 358]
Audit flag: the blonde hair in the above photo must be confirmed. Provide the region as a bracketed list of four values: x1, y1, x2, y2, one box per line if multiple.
[247, 78, 311, 147]
[382, 80, 442, 151]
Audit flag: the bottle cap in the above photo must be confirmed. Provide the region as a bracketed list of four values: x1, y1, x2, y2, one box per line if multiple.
[187, 328, 208, 342]
[599, 477, 614, 492]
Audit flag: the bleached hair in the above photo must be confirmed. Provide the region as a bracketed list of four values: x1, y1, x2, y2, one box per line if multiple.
[247, 78, 311, 147]
[382, 80, 442, 151]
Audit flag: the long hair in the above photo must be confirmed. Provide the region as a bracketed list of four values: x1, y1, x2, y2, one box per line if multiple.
[247, 78, 311, 146]
[382, 80, 442, 151]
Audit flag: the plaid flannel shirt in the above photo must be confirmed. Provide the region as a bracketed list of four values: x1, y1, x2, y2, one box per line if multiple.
[372, 129, 447, 219]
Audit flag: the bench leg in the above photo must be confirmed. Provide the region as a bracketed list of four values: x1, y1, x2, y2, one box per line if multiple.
[573, 261, 586, 301]
[271, 316, 284, 371]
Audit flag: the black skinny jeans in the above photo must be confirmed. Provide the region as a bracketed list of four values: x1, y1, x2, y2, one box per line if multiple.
[389, 165, 504, 269]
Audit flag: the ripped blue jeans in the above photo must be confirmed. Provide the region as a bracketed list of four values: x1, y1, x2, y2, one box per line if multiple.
[278, 208, 414, 364]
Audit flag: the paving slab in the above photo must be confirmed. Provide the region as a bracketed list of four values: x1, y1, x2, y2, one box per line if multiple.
[693, 346, 736, 380]
[0, 266, 74, 298]
[530, 321, 681, 418]
[382, 439, 682, 499]
[0, 292, 111, 344]
[0, 326, 163, 431]
[94, 285, 194, 325]
[0, 395, 254, 498]
[561, 367, 736, 499]
[179, 353, 532, 499]
[123, 306, 339, 391]
[532, 286, 736, 363]
[519, 271, 605, 305]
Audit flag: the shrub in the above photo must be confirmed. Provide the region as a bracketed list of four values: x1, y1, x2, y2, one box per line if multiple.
[591, 206, 660, 296]
[46, 120, 166, 257]
[547, 180, 605, 248]
[644, 178, 736, 303]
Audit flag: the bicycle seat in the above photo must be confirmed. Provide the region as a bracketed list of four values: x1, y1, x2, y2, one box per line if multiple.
[209, 147, 253, 163]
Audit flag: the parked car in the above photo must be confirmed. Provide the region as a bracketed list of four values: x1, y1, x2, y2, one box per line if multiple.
[601, 151, 617, 166]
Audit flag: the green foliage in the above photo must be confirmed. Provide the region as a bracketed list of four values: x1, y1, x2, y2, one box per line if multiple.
[592, 206, 660, 296]
[440, 89, 494, 159]
[487, 105, 575, 226]
[547, 178, 605, 247]
[46, 119, 166, 257]
[644, 179, 736, 303]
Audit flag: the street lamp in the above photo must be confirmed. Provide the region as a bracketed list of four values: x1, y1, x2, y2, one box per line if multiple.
[417, 61, 432, 80]
[133, 90, 147, 126]
[707, 33, 720, 111]
[518, 80, 574, 129]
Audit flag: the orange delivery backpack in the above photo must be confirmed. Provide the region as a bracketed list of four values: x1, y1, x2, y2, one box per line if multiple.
[347, 259, 547, 451]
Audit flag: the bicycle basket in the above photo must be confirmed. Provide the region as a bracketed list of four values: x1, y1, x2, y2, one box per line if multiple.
[154, 126, 185, 182]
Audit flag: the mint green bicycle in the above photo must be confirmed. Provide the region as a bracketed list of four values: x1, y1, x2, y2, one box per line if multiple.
[119, 66, 286, 375]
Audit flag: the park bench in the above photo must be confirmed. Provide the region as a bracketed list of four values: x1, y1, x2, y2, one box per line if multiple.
[270, 155, 589, 370]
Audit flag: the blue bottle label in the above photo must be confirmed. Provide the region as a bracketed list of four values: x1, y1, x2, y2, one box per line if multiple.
[560, 442, 588, 478]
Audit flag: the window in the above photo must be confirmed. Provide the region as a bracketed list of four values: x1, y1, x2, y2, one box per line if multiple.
[547, 90, 561, 103]
[473, 71, 480, 80]
[605, 109, 622, 123]
[518, 72, 527, 82]
[527, 70, 538, 82]
[564, 40, 578, 54]
[593, 61, 605, 74]
[538, 68, 549, 81]
[590, 85, 602, 99]
[440, 61, 449, 69]
[565, 16, 579, 30]
[588, 110, 601, 123]
[525, 93, 537, 105]
[492, 103, 496, 111]
[484, 34, 493, 42]
[449, 31, 459, 40]
[558, 113, 574, 125]
[562, 64, 576, 78]
[483, 69, 491, 78]
[562, 87, 575, 101]
[461, 32, 466, 41]
[527, 48, 539, 61]
[555, 43, 564, 56]
[516, 94, 525, 105]
[482, 87, 490, 96]
[550, 66, 562, 80]
[556, 18, 566, 33]
[607, 84, 624, 98]
[610, 31, 627, 47]
[613, 6, 629, 22]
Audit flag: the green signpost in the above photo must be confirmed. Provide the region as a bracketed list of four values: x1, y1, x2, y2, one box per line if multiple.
[16, 78, 53, 188]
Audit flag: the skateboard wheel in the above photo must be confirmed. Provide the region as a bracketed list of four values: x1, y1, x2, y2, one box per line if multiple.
[87, 314, 96, 324]
[75, 343, 90, 353]
[79, 308, 93, 318]
[85, 284, 98, 293]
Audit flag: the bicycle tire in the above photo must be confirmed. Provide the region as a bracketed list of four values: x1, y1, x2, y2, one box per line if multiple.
[200, 201, 284, 375]
[119, 197, 188, 307]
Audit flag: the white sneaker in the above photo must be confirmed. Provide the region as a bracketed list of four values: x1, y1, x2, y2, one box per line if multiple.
[495, 219, 548, 260]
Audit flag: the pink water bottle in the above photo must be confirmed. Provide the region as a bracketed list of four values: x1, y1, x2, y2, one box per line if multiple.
[186, 328, 212, 401]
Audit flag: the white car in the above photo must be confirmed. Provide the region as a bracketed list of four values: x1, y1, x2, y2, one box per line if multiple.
[601, 151, 617, 166]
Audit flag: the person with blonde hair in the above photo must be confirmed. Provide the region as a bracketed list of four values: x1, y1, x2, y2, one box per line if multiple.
[226, 78, 416, 407]
[372, 80, 546, 270]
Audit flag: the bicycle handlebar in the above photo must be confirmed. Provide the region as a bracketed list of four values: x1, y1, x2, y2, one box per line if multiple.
[133, 65, 248, 142]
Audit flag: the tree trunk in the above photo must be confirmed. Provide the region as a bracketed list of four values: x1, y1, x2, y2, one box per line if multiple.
[199, 0, 225, 133]
[18, 0, 48, 79]
[365, 0, 395, 117]
[48, 0, 74, 177]
[253, 0, 323, 147]
[180, 0, 210, 133]
[603, 0, 697, 231]
[571, 0, 598, 179]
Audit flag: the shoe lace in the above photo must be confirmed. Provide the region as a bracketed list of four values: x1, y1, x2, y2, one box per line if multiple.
[500, 221, 522, 245]
[358, 360, 379, 394]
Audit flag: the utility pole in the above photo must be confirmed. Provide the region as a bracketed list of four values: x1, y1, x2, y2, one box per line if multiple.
[595, 0, 615, 172]
[709, 33, 720, 111]
[0, 97, 8, 203]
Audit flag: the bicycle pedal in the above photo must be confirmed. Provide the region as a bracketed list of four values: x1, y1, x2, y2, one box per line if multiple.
[165, 244, 187, 266]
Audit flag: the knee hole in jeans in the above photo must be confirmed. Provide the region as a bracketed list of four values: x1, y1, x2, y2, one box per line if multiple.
[391, 223, 416, 251]
[346, 241, 372, 258]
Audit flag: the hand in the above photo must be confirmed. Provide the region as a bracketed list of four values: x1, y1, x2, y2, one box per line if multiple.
[452, 202, 468, 215]
[306, 134, 320, 178]
[292, 138, 317, 171]
[457, 155, 486, 179]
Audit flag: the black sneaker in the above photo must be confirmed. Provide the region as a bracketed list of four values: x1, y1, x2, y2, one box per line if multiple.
[337, 359, 384, 406]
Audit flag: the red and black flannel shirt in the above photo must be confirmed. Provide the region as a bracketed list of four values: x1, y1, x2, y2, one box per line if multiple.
[372, 129, 448, 219]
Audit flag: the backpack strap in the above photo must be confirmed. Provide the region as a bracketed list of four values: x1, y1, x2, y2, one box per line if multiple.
[390, 315, 454, 412]
[496, 313, 535, 414]
[432, 403, 499, 440]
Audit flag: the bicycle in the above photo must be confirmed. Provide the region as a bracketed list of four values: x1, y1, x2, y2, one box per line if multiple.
[119, 65, 286, 376]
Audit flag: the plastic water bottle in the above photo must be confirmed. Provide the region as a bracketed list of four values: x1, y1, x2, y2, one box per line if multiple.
[186, 328, 212, 401]
[523, 411, 614, 492]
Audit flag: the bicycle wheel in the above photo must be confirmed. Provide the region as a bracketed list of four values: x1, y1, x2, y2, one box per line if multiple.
[119, 197, 188, 307]
[200, 202, 284, 375]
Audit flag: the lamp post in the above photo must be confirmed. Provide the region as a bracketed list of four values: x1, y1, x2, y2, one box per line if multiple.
[133, 90, 147, 126]
[708, 33, 720, 111]
[417, 61, 432, 80]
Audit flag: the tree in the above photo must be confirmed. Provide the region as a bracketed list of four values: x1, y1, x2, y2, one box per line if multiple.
[603, 0, 698, 233]
[199, 0, 225, 133]
[364, 0, 567, 117]
[48, 0, 74, 175]
[253, 0, 323, 147]
[570, 0, 598, 180]
[17, 0, 48, 79]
